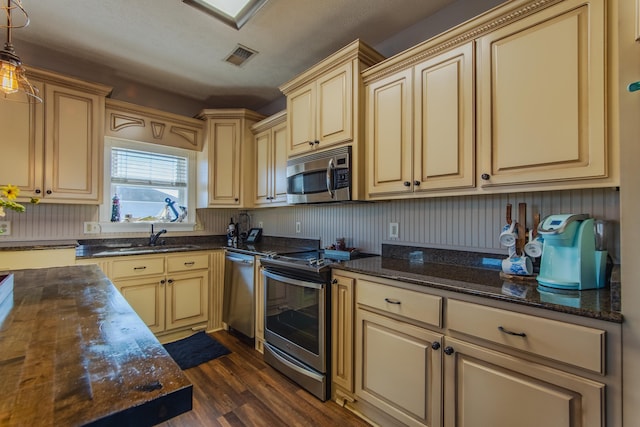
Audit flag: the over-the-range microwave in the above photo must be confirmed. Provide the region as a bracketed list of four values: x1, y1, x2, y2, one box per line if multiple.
[286, 146, 351, 204]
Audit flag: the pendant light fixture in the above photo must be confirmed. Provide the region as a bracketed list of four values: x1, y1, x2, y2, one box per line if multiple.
[0, 0, 40, 103]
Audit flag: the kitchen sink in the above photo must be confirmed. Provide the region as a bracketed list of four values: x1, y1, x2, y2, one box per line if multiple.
[93, 244, 202, 256]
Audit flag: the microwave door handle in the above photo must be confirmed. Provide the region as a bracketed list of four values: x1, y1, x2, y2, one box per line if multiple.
[326, 158, 335, 198]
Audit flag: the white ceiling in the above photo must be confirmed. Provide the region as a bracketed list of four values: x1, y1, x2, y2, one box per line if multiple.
[11, 0, 486, 112]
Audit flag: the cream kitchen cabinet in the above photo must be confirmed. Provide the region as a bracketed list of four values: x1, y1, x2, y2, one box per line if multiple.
[365, 42, 474, 199]
[0, 68, 111, 203]
[197, 109, 264, 208]
[331, 273, 355, 399]
[354, 278, 443, 427]
[332, 270, 620, 427]
[250, 111, 288, 207]
[476, 0, 608, 187]
[109, 252, 210, 339]
[444, 299, 606, 427]
[284, 62, 353, 157]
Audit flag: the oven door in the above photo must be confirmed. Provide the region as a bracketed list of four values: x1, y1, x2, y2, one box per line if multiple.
[262, 269, 327, 373]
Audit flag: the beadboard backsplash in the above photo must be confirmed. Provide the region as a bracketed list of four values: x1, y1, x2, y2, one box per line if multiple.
[0, 188, 620, 262]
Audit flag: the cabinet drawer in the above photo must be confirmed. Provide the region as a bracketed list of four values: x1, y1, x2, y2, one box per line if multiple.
[447, 299, 605, 373]
[167, 253, 209, 273]
[111, 256, 166, 279]
[356, 279, 442, 327]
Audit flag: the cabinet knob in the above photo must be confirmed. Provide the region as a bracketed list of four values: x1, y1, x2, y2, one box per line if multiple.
[160, 279, 166, 285]
[481, 173, 491, 181]
[431, 342, 441, 350]
[308, 141, 314, 146]
[167, 279, 174, 285]
[331, 279, 338, 284]
[403, 181, 411, 187]
[234, 198, 239, 202]
[314, 140, 320, 145]
[46, 190, 52, 195]
[444, 346, 455, 355]
[35, 189, 41, 194]
[414, 180, 420, 186]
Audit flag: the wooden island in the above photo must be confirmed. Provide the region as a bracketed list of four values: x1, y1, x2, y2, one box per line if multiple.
[0, 265, 192, 426]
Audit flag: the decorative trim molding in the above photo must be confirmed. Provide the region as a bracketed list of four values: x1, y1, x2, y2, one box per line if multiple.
[170, 126, 199, 146]
[363, 0, 564, 83]
[110, 113, 145, 132]
[150, 121, 166, 139]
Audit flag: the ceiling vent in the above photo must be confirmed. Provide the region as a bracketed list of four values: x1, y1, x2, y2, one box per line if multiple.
[224, 44, 258, 67]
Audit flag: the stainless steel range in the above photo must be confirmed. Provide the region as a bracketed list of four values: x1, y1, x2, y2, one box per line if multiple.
[260, 251, 334, 401]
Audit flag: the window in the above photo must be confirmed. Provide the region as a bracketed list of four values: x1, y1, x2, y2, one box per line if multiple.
[101, 138, 196, 230]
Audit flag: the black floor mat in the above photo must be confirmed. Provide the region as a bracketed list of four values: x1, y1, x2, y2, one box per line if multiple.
[163, 331, 231, 370]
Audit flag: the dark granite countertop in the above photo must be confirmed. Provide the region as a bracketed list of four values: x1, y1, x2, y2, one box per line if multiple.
[75, 235, 320, 259]
[0, 240, 79, 251]
[0, 265, 192, 426]
[334, 245, 622, 324]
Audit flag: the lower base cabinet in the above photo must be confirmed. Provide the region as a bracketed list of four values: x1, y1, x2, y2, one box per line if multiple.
[117, 269, 209, 334]
[443, 336, 604, 427]
[355, 308, 443, 427]
[332, 270, 619, 427]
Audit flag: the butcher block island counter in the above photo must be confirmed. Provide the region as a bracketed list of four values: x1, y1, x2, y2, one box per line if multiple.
[0, 265, 192, 426]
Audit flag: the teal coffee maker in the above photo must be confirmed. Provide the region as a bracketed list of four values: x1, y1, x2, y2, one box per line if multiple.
[536, 214, 607, 290]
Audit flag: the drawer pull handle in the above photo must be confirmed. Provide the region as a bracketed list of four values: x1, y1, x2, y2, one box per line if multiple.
[498, 326, 526, 337]
[384, 298, 401, 305]
[184, 261, 195, 266]
[133, 266, 147, 270]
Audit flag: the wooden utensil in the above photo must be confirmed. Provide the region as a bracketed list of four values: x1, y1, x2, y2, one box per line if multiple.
[517, 203, 527, 255]
[506, 203, 513, 225]
[533, 212, 541, 238]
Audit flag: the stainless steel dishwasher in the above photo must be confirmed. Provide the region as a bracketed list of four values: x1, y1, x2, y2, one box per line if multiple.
[223, 251, 255, 338]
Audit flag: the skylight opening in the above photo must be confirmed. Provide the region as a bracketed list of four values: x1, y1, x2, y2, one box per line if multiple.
[182, 0, 269, 29]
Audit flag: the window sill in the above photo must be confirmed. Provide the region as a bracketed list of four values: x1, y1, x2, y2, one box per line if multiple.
[98, 222, 197, 233]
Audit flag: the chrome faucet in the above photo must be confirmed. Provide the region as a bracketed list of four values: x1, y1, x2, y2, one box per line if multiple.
[149, 224, 167, 246]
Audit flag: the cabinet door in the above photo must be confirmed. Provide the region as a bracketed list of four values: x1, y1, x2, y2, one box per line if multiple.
[271, 120, 289, 204]
[44, 83, 103, 202]
[253, 129, 272, 205]
[366, 68, 413, 197]
[477, 0, 606, 186]
[166, 270, 209, 330]
[0, 79, 44, 198]
[316, 62, 353, 148]
[117, 277, 166, 334]
[443, 337, 604, 427]
[414, 42, 475, 192]
[332, 274, 355, 394]
[356, 308, 443, 427]
[207, 119, 241, 205]
[287, 83, 316, 156]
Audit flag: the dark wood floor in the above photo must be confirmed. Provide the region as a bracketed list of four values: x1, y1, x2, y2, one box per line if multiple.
[159, 331, 371, 427]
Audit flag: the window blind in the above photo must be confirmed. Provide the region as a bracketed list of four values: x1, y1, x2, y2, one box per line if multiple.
[111, 148, 188, 187]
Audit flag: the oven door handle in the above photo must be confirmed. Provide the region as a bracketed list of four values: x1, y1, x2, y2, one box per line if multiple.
[262, 269, 324, 290]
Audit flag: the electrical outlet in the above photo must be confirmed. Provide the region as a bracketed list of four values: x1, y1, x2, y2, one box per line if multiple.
[258, 221, 263, 229]
[295, 221, 301, 233]
[389, 222, 399, 239]
[84, 222, 101, 234]
[0, 221, 11, 236]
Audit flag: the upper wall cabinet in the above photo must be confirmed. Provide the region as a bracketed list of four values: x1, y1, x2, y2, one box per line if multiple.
[365, 42, 475, 199]
[251, 111, 288, 207]
[0, 67, 112, 204]
[362, 0, 616, 199]
[105, 99, 204, 151]
[280, 40, 384, 157]
[477, 0, 608, 187]
[196, 109, 265, 208]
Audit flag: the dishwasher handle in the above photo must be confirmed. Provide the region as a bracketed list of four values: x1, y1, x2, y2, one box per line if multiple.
[226, 255, 254, 265]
